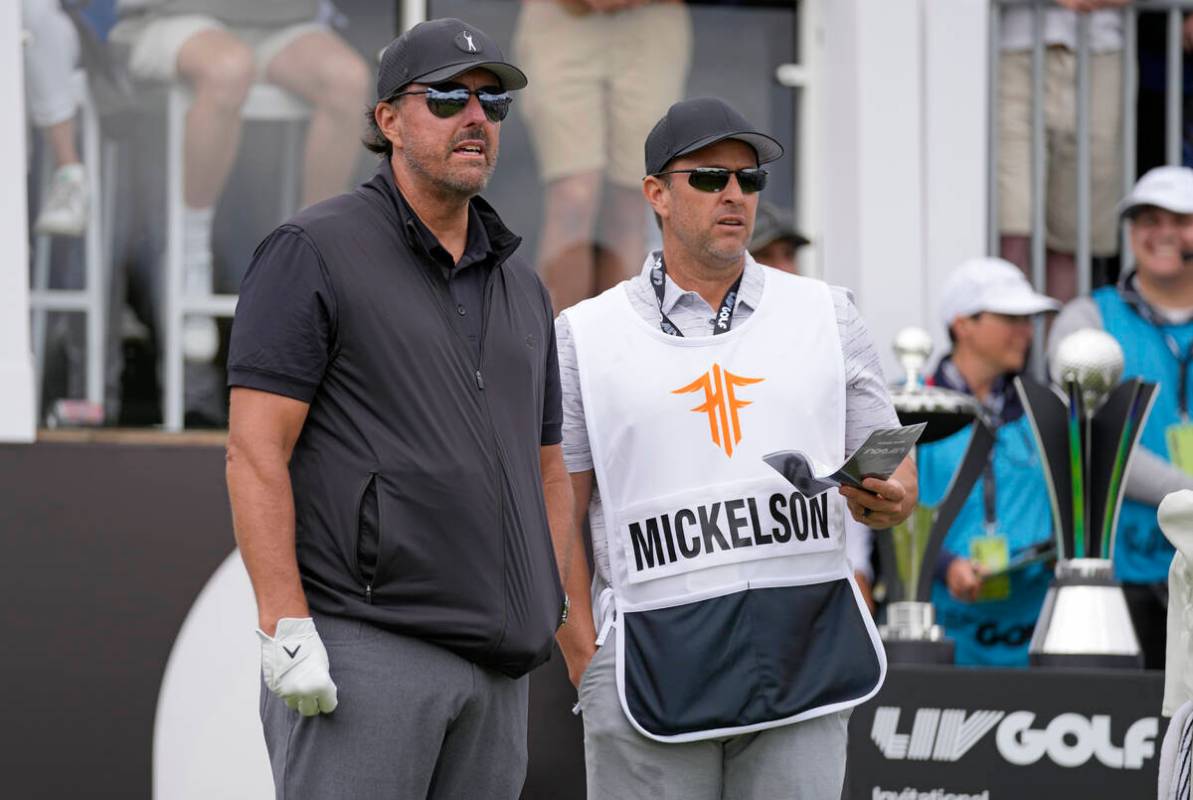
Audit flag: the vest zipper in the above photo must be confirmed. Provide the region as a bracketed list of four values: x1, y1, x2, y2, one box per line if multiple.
[428, 262, 512, 650]
[476, 270, 513, 652]
[354, 471, 380, 603]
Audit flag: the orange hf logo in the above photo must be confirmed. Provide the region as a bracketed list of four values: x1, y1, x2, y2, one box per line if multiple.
[673, 364, 764, 457]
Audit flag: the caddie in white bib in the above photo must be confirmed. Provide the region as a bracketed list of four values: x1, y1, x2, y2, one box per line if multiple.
[553, 103, 917, 800]
[564, 256, 886, 743]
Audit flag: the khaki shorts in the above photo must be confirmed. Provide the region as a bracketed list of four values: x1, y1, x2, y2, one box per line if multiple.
[110, 13, 328, 83]
[998, 49, 1123, 256]
[513, 1, 692, 188]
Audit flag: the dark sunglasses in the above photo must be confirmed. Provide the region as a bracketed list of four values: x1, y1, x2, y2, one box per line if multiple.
[652, 167, 768, 194]
[391, 83, 512, 123]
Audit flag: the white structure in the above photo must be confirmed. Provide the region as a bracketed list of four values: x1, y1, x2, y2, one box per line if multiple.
[819, 0, 989, 376]
[153, 551, 274, 799]
[2, 0, 37, 442]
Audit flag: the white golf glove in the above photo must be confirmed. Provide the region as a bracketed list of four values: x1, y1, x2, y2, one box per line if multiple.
[257, 617, 338, 717]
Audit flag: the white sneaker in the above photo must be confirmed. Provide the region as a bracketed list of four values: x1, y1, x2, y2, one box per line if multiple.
[182, 250, 219, 362]
[121, 306, 150, 342]
[183, 317, 219, 362]
[35, 163, 88, 237]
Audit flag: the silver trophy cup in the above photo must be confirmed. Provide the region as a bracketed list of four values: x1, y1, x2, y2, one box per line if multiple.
[1017, 329, 1156, 668]
[880, 328, 986, 663]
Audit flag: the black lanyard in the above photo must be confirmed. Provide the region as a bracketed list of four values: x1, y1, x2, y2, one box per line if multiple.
[1127, 293, 1193, 420]
[1164, 336, 1193, 421]
[977, 404, 1014, 534]
[1152, 327, 1193, 421]
[650, 255, 744, 337]
[980, 415, 1046, 536]
[982, 456, 997, 533]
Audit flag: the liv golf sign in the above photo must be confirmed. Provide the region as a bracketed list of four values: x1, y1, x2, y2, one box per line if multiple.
[871, 706, 1157, 769]
[845, 666, 1165, 798]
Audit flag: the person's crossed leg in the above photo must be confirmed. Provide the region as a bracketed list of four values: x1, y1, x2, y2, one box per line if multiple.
[174, 25, 367, 361]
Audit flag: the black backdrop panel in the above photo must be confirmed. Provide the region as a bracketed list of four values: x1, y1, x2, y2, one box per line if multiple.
[0, 440, 585, 799]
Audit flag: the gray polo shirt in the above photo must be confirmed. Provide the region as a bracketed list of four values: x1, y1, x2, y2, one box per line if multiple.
[556, 254, 899, 582]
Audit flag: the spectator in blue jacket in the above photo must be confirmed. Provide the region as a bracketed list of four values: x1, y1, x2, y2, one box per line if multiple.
[922, 257, 1059, 666]
[1049, 165, 1193, 668]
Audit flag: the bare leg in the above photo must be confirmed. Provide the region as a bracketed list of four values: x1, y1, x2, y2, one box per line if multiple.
[175, 30, 255, 208]
[1046, 249, 1077, 303]
[43, 118, 80, 166]
[593, 182, 646, 292]
[1000, 235, 1075, 301]
[174, 31, 254, 362]
[539, 171, 602, 313]
[1000, 234, 1031, 277]
[265, 31, 370, 207]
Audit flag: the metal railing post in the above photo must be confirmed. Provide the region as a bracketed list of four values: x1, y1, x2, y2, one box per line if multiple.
[988, 2, 1002, 257]
[1168, 6, 1184, 167]
[1030, 0, 1047, 377]
[1076, 13, 1092, 298]
[1123, 5, 1138, 275]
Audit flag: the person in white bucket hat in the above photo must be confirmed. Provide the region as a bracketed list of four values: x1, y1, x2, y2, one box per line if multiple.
[917, 257, 1058, 666]
[1048, 165, 1193, 670]
[939, 256, 1061, 328]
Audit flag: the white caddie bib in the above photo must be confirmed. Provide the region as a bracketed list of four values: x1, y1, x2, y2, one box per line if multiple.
[565, 262, 886, 743]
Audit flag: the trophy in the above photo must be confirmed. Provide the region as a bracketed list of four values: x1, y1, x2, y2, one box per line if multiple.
[888, 327, 979, 440]
[1015, 329, 1158, 668]
[879, 327, 991, 664]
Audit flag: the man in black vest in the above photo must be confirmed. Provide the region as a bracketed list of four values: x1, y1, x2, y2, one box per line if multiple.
[225, 19, 575, 799]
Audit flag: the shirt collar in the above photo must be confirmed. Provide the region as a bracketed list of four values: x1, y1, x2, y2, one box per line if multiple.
[1116, 269, 1193, 327]
[1118, 269, 1150, 313]
[639, 249, 763, 315]
[367, 162, 520, 271]
[930, 354, 1024, 426]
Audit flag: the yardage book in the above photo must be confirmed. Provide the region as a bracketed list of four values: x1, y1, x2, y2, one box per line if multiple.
[762, 423, 926, 497]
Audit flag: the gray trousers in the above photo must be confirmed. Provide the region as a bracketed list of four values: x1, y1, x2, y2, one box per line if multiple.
[578, 639, 851, 800]
[260, 614, 529, 800]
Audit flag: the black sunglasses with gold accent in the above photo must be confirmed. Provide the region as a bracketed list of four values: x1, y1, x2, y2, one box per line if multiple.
[391, 82, 512, 122]
[651, 167, 768, 194]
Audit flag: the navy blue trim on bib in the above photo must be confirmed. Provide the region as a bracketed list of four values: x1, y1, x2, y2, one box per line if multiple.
[621, 580, 880, 737]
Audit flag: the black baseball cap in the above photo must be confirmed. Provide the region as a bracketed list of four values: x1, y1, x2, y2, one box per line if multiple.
[376, 18, 527, 101]
[645, 97, 784, 176]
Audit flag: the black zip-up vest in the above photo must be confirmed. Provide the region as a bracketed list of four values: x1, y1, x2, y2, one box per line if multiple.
[283, 172, 562, 678]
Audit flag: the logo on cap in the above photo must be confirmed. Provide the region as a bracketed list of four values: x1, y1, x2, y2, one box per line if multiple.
[455, 31, 479, 53]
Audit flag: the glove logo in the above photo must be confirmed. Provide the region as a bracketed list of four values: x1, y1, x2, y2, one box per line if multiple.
[283, 644, 301, 659]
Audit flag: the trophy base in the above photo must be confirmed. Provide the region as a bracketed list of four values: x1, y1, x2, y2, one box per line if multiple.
[893, 408, 976, 444]
[878, 602, 956, 665]
[882, 637, 956, 665]
[1029, 651, 1144, 669]
[1028, 558, 1144, 670]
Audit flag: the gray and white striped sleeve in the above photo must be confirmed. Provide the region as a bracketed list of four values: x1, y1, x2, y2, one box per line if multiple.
[831, 286, 900, 456]
[554, 313, 593, 473]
